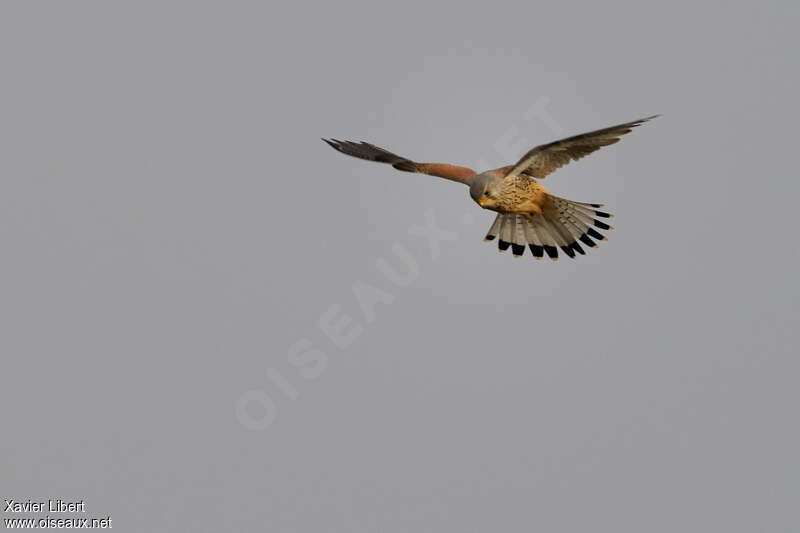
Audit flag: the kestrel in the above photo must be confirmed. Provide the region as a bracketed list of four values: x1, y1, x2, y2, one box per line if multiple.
[323, 115, 657, 260]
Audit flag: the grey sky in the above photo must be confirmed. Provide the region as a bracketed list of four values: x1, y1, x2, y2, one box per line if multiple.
[1, 1, 798, 531]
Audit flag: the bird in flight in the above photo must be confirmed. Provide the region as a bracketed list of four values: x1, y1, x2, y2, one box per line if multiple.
[323, 115, 658, 260]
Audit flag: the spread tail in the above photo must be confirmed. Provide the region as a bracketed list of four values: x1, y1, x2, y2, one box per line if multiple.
[483, 195, 613, 260]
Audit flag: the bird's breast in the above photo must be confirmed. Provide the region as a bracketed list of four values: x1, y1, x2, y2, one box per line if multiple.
[497, 178, 548, 215]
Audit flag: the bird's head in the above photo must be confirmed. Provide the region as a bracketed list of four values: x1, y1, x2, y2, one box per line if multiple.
[469, 173, 502, 210]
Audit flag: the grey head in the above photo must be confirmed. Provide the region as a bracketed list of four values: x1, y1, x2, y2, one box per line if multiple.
[469, 172, 503, 207]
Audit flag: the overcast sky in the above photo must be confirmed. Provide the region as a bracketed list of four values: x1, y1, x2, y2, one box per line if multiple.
[2, 2, 798, 532]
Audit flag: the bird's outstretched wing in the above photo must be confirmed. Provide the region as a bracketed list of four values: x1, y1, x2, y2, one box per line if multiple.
[323, 139, 476, 184]
[502, 115, 659, 180]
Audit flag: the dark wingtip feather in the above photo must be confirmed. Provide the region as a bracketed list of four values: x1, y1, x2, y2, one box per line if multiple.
[587, 227, 607, 241]
[392, 161, 417, 172]
[484, 234, 496, 242]
[579, 234, 597, 248]
[529, 244, 544, 259]
[571, 241, 585, 255]
[544, 245, 558, 260]
[560, 245, 576, 259]
[594, 220, 612, 231]
[629, 115, 661, 127]
[498, 240, 511, 252]
[595, 211, 613, 218]
[512, 244, 525, 257]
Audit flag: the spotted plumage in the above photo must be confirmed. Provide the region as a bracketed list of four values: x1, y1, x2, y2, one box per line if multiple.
[324, 115, 657, 262]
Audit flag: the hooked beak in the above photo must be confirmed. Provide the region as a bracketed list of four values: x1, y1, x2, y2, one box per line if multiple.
[478, 196, 487, 207]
